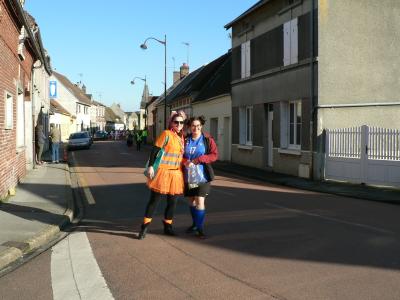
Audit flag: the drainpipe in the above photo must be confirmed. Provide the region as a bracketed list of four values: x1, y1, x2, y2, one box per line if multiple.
[309, 0, 315, 179]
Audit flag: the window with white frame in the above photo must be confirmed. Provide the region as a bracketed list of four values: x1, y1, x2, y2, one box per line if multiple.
[76, 103, 81, 114]
[283, 18, 298, 66]
[241, 40, 251, 78]
[280, 100, 301, 149]
[239, 106, 253, 145]
[4, 91, 13, 129]
[84, 106, 88, 114]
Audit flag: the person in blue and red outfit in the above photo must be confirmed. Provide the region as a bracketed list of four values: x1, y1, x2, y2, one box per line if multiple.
[138, 110, 186, 240]
[183, 115, 218, 239]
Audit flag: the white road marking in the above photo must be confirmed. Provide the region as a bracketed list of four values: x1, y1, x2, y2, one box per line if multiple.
[51, 232, 114, 300]
[82, 185, 96, 205]
[72, 152, 96, 205]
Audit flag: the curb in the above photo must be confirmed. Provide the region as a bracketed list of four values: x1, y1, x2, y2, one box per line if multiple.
[214, 164, 400, 205]
[0, 163, 75, 273]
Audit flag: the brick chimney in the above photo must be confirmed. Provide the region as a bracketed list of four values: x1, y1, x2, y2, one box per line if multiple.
[180, 63, 189, 79]
[173, 71, 180, 83]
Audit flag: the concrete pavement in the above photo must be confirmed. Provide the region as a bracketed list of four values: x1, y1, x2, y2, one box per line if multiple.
[0, 156, 74, 274]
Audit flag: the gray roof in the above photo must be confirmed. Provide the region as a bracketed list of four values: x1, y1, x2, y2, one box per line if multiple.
[53, 71, 92, 105]
[193, 51, 231, 103]
[166, 52, 230, 104]
[224, 0, 269, 29]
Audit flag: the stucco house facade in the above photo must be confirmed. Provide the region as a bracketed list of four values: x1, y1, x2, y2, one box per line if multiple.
[226, 0, 400, 183]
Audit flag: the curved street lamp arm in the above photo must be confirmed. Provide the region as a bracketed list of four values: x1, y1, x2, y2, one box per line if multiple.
[131, 76, 146, 85]
[142, 36, 166, 46]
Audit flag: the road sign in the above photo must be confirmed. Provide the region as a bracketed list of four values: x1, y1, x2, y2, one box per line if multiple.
[49, 81, 57, 98]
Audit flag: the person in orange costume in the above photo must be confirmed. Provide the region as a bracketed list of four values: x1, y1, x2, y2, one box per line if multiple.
[138, 111, 186, 240]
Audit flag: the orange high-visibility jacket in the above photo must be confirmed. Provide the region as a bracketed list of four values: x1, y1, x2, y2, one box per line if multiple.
[155, 130, 184, 170]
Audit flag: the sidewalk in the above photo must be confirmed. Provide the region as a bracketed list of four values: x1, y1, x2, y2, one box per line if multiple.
[138, 144, 400, 204]
[0, 151, 74, 273]
[214, 161, 400, 204]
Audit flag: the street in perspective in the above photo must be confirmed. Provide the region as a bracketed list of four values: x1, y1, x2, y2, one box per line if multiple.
[1, 1, 400, 299]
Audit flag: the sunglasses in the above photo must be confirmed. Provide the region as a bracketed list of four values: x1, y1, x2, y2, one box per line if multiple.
[173, 121, 185, 125]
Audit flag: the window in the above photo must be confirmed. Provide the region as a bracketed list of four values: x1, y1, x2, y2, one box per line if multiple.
[289, 101, 301, 148]
[283, 18, 298, 66]
[239, 106, 253, 145]
[4, 91, 13, 129]
[280, 100, 301, 149]
[84, 106, 88, 114]
[76, 103, 81, 114]
[241, 40, 251, 78]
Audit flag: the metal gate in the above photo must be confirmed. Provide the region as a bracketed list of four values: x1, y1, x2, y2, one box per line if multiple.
[325, 125, 400, 187]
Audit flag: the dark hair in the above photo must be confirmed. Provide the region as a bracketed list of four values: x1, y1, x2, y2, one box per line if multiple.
[189, 115, 206, 126]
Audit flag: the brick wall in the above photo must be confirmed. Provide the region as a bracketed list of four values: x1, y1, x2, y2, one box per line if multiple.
[0, 0, 35, 198]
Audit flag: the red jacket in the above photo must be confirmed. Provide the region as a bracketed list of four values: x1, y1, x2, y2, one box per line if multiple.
[184, 132, 218, 181]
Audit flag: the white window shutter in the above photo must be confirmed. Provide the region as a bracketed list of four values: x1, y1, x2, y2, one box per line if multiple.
[246, 41, 251, 77]
[280, 102, 288, 148]
[290, 18, 298, 64]
[241, 43, 246, 78]
[283, 21, 291, 66]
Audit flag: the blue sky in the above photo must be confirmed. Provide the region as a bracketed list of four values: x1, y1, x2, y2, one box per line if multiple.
[26, 1, 257, 112]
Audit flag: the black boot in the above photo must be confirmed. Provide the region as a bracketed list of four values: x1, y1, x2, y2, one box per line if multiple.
[196, 228, 207, 239]
[186, 224, 197, 233]
[163, 221, 176, 236]
[138, 223, 150, 240]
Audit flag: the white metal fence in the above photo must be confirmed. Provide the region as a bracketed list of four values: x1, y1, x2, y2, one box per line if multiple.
[325, 125, 400, 187]
[327, 127, 362, 159]
[368, 127, 400, 160]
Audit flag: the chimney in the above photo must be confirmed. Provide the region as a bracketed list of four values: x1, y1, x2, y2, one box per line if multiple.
[180, 63, 189, 79]
[173, 71, 180, 83]
[82, 84, 86, 93]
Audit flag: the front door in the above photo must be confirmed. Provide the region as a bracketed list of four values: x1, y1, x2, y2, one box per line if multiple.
[267, 105, 273, 167]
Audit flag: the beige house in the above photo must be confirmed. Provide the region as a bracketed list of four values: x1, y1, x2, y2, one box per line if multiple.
[125, 112, 138, 130]
[88, 99, 106, 133]
[49, 100, 74, 142]
[50, 72, 91, 133]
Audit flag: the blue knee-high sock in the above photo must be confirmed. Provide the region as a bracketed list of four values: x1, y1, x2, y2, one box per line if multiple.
[194, 208, 206, 230]
[189, 206, 196, 227]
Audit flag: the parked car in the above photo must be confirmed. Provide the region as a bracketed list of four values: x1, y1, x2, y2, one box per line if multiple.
[93, 130, 108, 140]
[68, 131, 91, 150]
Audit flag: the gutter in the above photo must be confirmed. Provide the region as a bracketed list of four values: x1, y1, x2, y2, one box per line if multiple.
[309, 0, 316, 179]
[318, 102, 400, 108]
[11, 0, 42, 63]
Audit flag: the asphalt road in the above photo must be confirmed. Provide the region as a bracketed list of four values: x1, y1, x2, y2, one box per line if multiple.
[1, 140, 400, 300]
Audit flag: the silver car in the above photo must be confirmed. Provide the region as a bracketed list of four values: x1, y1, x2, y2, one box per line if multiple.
[68, 132, 91, 150]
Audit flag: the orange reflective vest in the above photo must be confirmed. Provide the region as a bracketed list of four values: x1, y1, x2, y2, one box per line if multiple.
[155, 130, 184, 170]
